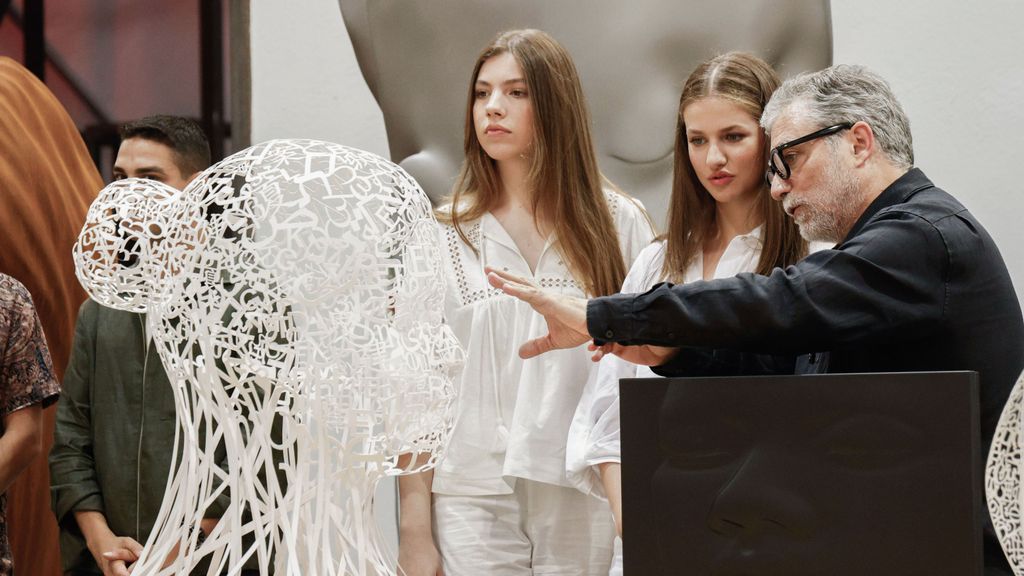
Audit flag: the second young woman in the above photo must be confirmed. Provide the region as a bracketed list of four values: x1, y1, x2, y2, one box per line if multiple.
[397, 29, 654, 576]
[566, 52, 811, 565]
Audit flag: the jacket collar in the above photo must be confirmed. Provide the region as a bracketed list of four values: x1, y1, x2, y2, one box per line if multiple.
[842, 167, 934, 242]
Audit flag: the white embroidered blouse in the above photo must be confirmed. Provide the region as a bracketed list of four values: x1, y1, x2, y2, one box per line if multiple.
[432, 191, 654, 496]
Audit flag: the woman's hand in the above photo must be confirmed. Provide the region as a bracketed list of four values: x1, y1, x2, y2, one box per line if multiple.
[398, 532, 445, 576]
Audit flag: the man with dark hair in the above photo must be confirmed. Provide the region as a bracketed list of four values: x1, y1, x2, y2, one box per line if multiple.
[50, 116, 226, 576]
[112, 115, 211, 189]
[118, 114, 211, 181]
[488, 65, 1024, 574]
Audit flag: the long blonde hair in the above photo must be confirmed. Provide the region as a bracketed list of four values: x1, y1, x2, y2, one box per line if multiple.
[662, 52, 806, 282]
[438, 29, 629, 297]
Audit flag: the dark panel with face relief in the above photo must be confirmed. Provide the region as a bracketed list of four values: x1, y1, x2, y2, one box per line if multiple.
[621, 372, 981, 576]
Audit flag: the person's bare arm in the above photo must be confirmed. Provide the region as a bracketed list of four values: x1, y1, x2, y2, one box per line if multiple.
[397, 453, 443, 576]
[598, 462, 623, 537]
[0, 404, 43, 493]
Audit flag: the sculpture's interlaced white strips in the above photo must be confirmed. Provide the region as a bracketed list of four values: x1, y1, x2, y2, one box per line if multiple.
[988, 370, 1024, 576]
[74, 139, 462, 575]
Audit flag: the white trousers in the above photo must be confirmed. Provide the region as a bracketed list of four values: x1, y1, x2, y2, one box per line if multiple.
[608, 537, 623, 576]
[433, 479, 616, 576]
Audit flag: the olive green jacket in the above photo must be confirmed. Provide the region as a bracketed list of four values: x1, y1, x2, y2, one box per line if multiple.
[48, 299, 227, 573]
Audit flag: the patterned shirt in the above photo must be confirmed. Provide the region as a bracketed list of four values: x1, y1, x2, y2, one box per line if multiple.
[0, 274, 59, 576]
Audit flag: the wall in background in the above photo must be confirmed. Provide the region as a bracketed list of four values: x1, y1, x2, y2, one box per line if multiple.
[831, 0, 1024, 305]
[0, 0, 202, 127]
[250, 0, 386, 155]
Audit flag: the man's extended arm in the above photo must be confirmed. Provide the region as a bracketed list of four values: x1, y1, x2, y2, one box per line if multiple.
[490, 210, 947, 364]
[485, 267, 680, 366]
[587, 211, 947, 355]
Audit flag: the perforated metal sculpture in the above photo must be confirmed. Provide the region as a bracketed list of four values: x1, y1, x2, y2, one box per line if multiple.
[73, 139, 461, 575]
[988, 370, 1024, 575]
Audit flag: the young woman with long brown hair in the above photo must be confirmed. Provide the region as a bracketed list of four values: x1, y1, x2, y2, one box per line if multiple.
[397, 29, 654, 576]
[566, 51, 814, 574]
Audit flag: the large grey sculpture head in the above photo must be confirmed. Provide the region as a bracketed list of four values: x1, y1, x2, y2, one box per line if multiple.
[339, 0, 832, 222]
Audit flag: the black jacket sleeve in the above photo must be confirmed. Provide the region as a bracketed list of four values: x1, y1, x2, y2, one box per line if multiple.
[587, 209, 948, 356]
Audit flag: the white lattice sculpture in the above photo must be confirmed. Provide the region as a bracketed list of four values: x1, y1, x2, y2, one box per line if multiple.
[987, 370, 1024, 575]
[73, 139, 462, 575]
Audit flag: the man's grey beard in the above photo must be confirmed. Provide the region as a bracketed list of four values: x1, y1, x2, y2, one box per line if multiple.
[791, 151, 863, 244]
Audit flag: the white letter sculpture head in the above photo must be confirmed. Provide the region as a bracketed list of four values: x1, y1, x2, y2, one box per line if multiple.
[73, 139, 462, 575]
[74, 177, 189, 312]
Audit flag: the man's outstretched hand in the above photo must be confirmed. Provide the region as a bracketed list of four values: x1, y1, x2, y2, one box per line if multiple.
[485, 267, 591, 358]
[486, 267, 681, 366]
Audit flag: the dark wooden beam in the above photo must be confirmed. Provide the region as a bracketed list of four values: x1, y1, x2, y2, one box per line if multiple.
[23, 0, 44, 80]
[200, 0, 225, 160]
[229, 0, 251, 152]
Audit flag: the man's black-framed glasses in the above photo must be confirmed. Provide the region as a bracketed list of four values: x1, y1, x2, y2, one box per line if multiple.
[766, 123, 853, 185]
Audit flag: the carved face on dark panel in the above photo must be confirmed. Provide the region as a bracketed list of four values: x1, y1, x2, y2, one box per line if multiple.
[623, 373, 980, 576]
